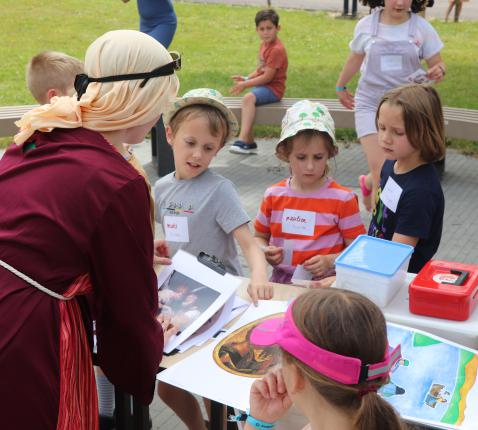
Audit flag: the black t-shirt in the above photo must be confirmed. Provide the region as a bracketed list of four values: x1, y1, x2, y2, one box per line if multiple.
[368, 160, 444, 273]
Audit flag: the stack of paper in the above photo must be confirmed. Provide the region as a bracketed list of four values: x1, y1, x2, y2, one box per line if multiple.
[157, 250, 244, 354]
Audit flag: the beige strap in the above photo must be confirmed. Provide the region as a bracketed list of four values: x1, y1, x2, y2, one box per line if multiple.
[0, 258, 72, 301]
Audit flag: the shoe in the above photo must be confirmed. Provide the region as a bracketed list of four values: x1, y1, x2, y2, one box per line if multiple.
[229, 140, 258, 154]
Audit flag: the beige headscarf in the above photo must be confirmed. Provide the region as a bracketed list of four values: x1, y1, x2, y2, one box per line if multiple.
[15, 30, 180, 145]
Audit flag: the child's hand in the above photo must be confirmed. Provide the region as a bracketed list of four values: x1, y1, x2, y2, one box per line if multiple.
[427, 64, 446, 83]
[263, 246, 283, 266]
[303, 255, 334, 277]
[230, 81, 247, 96]
[248, 368, 292, 425]
[310, 275, 336, 289]
[157, 313, 179, 345]
[337, 89, 355, 110]
[231, 75, 246, 82]
[154, 239, 172, 266]
[248, 279, 274, 306]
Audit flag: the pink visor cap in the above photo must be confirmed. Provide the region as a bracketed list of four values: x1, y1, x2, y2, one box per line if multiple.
[250, 302, 401, 385]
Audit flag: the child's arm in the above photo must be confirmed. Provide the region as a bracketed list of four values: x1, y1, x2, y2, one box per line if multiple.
[391, 233, 419, 248]
[426, 53, 446, 83]
[233, 224, 273, 305]
[230, 66, 277, 96]
[254, 231, 283, 266]
[335, 52, 365, 110]
[232, 70, 261, 83]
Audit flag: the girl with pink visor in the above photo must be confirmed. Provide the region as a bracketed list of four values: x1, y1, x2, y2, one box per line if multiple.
[246, 289, 404, 430]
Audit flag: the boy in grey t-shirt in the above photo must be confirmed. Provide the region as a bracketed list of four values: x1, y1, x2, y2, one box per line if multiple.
[154, 88, 271, 301]
[154, 88, 272, 430]
[156, 168, 248, 276]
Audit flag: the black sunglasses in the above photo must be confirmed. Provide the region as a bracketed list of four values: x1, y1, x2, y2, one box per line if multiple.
[74, 52, 181, 101]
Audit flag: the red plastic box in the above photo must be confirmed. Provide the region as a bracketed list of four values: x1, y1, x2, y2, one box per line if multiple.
[409, 260, 478, 321]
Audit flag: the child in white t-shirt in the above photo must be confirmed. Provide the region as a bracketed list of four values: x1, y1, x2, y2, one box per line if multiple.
[335, 0, 446, 211]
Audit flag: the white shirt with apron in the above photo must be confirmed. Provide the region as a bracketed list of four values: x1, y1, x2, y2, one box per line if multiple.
[354, 10, 424, 138]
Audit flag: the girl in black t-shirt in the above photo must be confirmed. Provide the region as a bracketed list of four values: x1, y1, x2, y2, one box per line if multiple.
[368, 84, 445, 273]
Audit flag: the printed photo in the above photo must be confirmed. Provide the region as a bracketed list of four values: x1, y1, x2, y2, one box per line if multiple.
[213, 314, 282, 378]
[158, 271, 220, 332]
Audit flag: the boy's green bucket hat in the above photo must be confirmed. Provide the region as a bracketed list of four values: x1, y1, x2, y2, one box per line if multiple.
[163, 88, 239, 140]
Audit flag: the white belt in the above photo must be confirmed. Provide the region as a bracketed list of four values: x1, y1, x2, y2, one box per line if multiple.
[0, 258, 72, 301]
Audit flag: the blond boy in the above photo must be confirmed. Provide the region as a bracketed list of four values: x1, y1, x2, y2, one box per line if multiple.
[26, 51, 84, 104]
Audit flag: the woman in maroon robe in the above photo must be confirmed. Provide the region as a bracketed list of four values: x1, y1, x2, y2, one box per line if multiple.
[0, 30, 179, 430]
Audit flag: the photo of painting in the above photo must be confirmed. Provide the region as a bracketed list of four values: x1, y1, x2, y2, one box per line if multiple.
[159, 270, 220, 332]
[213, 313, 282, 378]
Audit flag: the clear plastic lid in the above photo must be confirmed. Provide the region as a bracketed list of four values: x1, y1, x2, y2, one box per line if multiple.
[335, 235, 414, 277]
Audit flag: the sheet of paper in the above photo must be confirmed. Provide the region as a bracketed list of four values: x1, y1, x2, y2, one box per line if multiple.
[292, 264, 313, 281]
[177, 295, 235, 352]
[179, 296, 251, 352]
[383, 323, 478, 430]
[158, 300, 289, 411]
[282, 239, 295, 266]
[157, 250, 241, 353]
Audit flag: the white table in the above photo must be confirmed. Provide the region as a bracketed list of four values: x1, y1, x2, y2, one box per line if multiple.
[382, 274, 478, 349]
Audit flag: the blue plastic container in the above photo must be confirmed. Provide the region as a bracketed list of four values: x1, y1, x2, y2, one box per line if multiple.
[335, 235, 414, 307]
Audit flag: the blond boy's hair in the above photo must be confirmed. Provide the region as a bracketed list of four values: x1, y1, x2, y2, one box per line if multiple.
[169, 105, 229, 147]
[26, 51, 84, 104]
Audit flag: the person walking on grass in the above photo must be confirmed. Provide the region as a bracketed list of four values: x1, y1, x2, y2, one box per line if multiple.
[336, 0, 445, 211]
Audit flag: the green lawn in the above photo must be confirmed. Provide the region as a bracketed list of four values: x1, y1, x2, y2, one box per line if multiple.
[1, 0, 477, 149]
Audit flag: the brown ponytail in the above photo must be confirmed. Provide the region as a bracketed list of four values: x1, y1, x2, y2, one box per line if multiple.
[283, 289, 406, 430]
[354, 390, 405, 430]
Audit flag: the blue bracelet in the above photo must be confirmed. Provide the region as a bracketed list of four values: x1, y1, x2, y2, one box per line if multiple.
[246, 415, 277, 429]
[336, 85, 347, 92]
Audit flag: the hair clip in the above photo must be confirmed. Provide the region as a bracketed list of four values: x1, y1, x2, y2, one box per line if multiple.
[74, 74, 91, 101]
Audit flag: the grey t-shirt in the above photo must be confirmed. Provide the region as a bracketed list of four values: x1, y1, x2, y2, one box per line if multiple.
[153, 169, 250, 275]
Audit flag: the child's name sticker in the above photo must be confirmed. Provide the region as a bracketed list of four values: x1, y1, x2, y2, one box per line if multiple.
[380, 55, 403, 72]
[164, 215, 189, 243]
[281, 209, 316, 236]
[380, 177, 403, 213]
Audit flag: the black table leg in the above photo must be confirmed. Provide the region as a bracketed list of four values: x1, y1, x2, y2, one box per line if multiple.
[210, 400, 225, 430]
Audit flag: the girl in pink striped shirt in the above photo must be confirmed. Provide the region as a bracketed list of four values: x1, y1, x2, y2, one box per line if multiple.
[254, 100, 365, 286]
